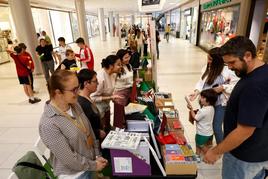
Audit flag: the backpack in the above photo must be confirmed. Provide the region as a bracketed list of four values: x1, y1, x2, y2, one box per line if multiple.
[12, 151, 55, 179]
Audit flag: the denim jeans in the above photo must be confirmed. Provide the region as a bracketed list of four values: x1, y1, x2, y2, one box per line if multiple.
[77, 171, 92, 179]
[213, 105, 225, 144]
[222, 153, 268, 179]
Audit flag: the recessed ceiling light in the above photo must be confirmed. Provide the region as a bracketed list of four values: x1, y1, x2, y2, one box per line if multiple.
[169, 3, 176, 5]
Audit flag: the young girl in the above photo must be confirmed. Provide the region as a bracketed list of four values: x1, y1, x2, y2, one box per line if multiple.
[187, 89, 218, 158]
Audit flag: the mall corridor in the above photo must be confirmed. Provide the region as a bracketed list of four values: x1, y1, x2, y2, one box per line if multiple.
[0, 34, 223, 178]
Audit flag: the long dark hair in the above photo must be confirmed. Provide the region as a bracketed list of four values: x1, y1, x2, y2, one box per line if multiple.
[116, 49, 132, 78]
[201, 47, 224, 85]
[101, 55, 120, 69]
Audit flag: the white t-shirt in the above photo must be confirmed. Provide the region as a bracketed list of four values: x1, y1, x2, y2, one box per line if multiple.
[58, 45, 72, 61]
[195, 106, 214, 136]
[115, 65, 133, 91]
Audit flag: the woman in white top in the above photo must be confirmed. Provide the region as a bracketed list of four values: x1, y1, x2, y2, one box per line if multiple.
[90, 55, 122, 132]
[189, 47, 239, 144]
[113, 49, 133, 128]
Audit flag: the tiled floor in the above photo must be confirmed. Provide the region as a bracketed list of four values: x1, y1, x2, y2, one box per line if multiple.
[0, 34, 221, 178]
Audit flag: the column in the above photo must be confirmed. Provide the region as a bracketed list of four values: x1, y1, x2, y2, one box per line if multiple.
[8, 0, 42, 74]
[75, 0, 89, 45]
[115, 14, 120, 37]
[131, 15, 135, 25]
[98, 8, 106, 41]
[109, 11, 114, 36]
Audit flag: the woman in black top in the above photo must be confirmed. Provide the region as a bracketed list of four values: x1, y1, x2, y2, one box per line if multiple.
[77, 69, 106, 140]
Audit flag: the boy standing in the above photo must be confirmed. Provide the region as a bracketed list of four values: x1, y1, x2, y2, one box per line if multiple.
[75, 37, 94, 70]
[56, 37, 72, 64]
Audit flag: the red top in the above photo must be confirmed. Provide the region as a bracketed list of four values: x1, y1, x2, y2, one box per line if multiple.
[10, 53, 31, 77]
[22, 52, 34, 71]
[75, 45, 94, 70]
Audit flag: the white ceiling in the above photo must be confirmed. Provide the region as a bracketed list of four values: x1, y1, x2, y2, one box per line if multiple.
[29, 0, 187, 15]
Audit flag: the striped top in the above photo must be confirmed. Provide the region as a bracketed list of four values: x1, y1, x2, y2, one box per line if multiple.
[39, 101, 100, 176]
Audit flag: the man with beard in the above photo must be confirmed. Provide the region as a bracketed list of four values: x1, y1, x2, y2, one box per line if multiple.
[203, 36, 268, 179]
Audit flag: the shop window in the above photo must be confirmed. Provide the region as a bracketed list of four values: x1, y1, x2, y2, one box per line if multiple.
[70, 13, 80, 41]
[199, 5, 240, 50]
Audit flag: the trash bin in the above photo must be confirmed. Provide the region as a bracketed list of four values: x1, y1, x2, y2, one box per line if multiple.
[176, 31, 180, 38]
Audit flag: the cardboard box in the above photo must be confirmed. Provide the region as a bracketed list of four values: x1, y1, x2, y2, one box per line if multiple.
[155, 98, 175, 109]
[161, 145, 197, 175]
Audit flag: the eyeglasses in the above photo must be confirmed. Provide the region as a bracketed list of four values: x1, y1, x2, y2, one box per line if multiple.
[63, 86, 79, 94]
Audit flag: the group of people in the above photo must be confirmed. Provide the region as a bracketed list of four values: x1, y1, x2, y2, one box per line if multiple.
[38, 41, 136, 177]
[187, 36, 268, 179]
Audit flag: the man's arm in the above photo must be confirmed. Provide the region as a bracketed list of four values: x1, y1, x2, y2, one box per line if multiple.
[204, 123, 255, 164]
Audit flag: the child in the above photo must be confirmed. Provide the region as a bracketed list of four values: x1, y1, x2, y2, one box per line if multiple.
[58, 49, 78, 70]
[187, 89, 218, 158]
[75, 37, 94, 70]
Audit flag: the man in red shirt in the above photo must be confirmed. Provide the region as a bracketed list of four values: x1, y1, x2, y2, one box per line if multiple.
[7, 46, 41, 104]
[75, 37, 94, 70]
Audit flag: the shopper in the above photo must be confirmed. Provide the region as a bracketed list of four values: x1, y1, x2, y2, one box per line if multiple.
[135, 29, 145, 58]
[75, 37, 94, 70]
[204, 36, 268, 179]
[187, 89, 218, 158]
[189, 47, 239, 144]
[39, 69, 108, 178]
[77, 69, 106, 140]
[41, 31, 52, 45]
[56, 37, 72, 64]
[90, 55, 122, 132]
[156, 30, 160, 59]
[58, 49, 77, 70]
[113, 49, 133, 128]
[129, 41, 140, 70]
[6, 46, 41, 104]
[164, 24, 171, 42]
[18, 43, 35, 92]
[36, 39, 56, 82]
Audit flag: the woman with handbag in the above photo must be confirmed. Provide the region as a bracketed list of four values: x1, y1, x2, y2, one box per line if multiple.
[39, 70, 108, 179]
[188, 47, 239, 144]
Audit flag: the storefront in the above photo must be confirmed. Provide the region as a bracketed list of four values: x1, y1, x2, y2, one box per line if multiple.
[170, 8, 180, 37]
[0, 5, 12, 64]
[248, 0, 268, 62]
[179, 0, 199, 45]
[198, 0, 252, 50]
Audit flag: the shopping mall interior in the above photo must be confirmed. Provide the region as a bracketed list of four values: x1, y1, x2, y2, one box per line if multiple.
[0, 0, 268, 178]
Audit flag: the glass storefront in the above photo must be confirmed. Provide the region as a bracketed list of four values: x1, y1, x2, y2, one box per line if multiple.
[70, 12, 79, 41]
[49, 10, 73, 45]
[170, 8, 180, 35]
[199, 5, 240, 50]
[0, 6, 12, 64]
[86, 15, 99, 36]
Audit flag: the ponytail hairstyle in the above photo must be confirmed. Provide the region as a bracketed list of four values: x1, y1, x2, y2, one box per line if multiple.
[101, 55, 120, 69]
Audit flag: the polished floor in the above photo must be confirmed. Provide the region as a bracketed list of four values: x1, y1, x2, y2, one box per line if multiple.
[0, 34, 222, 178]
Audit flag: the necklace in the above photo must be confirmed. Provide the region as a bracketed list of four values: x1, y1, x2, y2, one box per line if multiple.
[50, 101, 94, 148]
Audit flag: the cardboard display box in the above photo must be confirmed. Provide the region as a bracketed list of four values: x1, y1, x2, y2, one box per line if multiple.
[155, 98, 175, 109]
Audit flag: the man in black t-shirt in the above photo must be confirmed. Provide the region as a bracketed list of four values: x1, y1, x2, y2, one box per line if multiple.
[36, 39, 55, 82]
[204, 36, 268, 179]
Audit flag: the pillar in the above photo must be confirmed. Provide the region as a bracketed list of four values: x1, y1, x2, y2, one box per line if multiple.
[131, 15, 135, 25]
[75, 0, 89, 45]
[8, 0, 42, 74]
[98, 8, 106, 41]
[109, 11, 114, 36]
[115, 14, 120, 37]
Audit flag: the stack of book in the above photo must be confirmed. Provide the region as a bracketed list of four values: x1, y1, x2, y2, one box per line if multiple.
[164, 144, 197, 164]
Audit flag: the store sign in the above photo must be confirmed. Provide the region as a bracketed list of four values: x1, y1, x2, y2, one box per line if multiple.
[202, 0, 232, 10]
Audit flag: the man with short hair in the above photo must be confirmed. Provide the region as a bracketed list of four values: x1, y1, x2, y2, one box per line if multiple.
[56, 37, 72, 64]
[75, 37, 94, 70]
[204, 36, 268, 179]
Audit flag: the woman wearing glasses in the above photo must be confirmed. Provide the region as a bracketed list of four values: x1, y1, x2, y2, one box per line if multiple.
[90, 55, 122, 133]
[113, 49, 133, 128]
[77, 69, 106, 141]
[39, 70, 108, 179]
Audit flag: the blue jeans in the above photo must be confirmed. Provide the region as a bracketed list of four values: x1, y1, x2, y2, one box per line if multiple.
[77, 171, 92, 179]
[222, 153, 268, 179]
[213, 105, 225, 144]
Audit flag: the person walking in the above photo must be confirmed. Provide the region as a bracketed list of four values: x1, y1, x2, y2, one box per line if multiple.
[204, 36, 268, 179]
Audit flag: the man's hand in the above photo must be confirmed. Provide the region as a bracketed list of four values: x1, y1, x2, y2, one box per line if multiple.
[203, 147, 221, 164]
